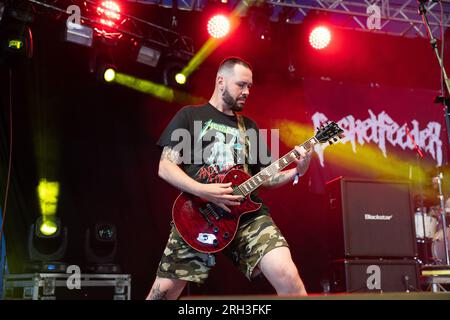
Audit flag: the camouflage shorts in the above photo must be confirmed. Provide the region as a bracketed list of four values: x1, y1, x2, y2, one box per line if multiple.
[156, 214, 289, 283]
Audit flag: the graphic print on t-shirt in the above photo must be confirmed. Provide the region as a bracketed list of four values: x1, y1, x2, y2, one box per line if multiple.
[196, 119, 246, 183]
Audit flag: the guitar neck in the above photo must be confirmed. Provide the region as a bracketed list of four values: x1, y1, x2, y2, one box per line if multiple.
[237, 137, 318, 196]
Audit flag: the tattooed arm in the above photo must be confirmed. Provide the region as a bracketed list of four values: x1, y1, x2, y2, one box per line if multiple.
[262, 146, 312, 188]
[158, 146, 202, 194]
[262, 168, 298, 188]
[158, 146, 241, 212]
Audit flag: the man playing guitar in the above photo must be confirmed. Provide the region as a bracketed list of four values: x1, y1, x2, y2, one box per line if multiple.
[146, 57, 313, 299]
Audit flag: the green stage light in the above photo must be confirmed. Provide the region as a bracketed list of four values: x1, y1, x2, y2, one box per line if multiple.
[8, 39, 23, 50]
[39, 220, 58, 236]
[175, 73, 186, 85]
[104, 68, 116, 82]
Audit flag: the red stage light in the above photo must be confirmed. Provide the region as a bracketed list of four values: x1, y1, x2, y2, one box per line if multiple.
[207, 15, 231, 39]
[309, 26, 331, 50]
[97, 1, 121, 28]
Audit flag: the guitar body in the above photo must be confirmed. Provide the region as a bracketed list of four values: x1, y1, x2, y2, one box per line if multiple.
[172, 169, 262, 253]
[171, 121, 344, 254]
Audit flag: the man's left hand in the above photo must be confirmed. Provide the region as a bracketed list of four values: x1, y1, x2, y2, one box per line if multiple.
[294, 146, 312, 176]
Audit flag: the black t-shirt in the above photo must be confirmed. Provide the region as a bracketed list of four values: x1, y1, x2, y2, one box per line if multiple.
[157, 103, 271, 221]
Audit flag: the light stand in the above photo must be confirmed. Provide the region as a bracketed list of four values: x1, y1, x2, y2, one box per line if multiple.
[418, 0, 450, 266]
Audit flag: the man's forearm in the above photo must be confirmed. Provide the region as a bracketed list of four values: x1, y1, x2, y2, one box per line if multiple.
[158, 146, 203, 196]
[158, 159, 203, 196]
[262, 168, 298, 188]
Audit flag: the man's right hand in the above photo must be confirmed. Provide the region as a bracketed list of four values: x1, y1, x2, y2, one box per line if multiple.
[194, 182, 243, 213]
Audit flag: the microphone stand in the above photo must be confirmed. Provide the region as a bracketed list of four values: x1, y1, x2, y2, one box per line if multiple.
[418, 0, 450, 266]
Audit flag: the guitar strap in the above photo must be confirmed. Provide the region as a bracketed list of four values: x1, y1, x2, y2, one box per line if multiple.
[236, 114, 249, 174]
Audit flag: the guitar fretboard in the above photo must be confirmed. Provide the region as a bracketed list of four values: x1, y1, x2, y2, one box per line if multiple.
[234, 137, 318, 196]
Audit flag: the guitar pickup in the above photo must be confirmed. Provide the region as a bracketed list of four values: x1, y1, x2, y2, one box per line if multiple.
[206, 203, 221, 220]
[199, 207, 213, 226]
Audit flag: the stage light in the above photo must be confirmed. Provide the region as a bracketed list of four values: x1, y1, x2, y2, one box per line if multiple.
[104, 67, 116, 82]
[7, 39, 23, 50]
[309, 26, 331, 50]
[85, 222, 120, 273]
[207, 14, 230, 39]
[1, 22, 33, 60]
[65, 21, 94, 47]
[96, 1, 121, 28]
[175, 73, 186, 85]
[39, 219, 58, 237]
[136, 45, 161, 67]
[163, 61, 187, 87]
[28, 216, 68, 273]
[92, 0, 124, 39]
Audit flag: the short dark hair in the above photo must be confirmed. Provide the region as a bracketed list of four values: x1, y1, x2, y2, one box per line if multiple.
[218, 57, 252, 74]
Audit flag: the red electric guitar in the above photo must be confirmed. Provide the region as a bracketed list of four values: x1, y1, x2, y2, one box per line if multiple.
[172, 121, 344, 253]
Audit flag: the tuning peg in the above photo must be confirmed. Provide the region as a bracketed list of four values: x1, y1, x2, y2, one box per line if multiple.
[333, 137, 338, 142]
[329, 141, 333, 145]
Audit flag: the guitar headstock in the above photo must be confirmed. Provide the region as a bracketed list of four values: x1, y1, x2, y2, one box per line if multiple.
[315, 121, 344, 145]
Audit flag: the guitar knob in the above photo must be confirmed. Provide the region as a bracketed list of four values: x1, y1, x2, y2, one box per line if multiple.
[234, 175, 238, 179]
[213, 239, 218, 247]
[213, 227, 219, 233]
[223, 232, 230, 239]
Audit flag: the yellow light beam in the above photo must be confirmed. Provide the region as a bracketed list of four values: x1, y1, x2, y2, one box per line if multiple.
[113, 72, 204, 105]
[275, 120, 429, 183]
[38, 179, 60, 216]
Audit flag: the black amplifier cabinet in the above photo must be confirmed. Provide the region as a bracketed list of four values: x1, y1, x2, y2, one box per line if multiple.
[325, 177, 417, 259]
[331, 259, 420, 293]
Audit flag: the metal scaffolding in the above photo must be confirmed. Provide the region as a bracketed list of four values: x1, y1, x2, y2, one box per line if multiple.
[135, 0, 450, 39]
[7, 0, 196, 57]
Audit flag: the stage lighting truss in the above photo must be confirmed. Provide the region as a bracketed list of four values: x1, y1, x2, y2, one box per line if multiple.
[19, 0, 195, 58]
[135, 0, 450, 40]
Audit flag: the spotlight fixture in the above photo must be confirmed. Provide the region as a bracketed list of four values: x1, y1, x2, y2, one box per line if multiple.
[175, 72, 186, 85]
[0, 21, 33, 60]
[96, 0, 121, 28]
[65, 21, 94, 47]
[89, 48, 117, 83]
[103, 67, 116, 82]
[309, 26, 331, 50]
[94, 0, 123, 38]
[27, 216, 68, 273]
[207, 14, 230, 39]
[85, 222, 120, 273]
[136, 45, 161, 68]
[163, 61, 187, 88]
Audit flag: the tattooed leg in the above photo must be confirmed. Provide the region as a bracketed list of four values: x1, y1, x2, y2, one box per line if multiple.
[148, 283, 168, 300]
[146, 277, 187, 300]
